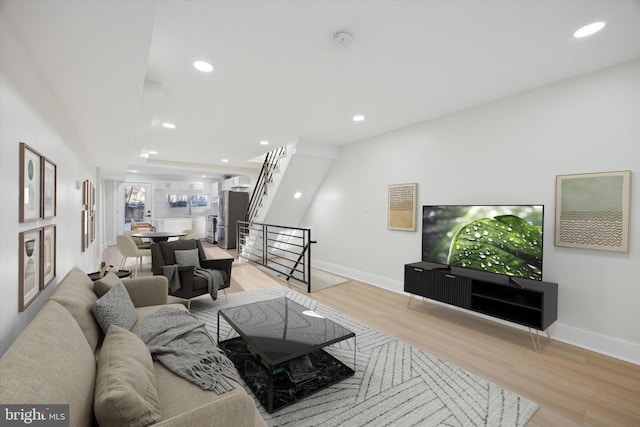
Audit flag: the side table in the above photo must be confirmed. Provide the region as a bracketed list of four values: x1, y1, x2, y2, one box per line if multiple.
[87, 270, 131, 282]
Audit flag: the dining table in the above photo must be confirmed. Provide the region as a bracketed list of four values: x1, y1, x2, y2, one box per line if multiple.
[131, 231, 186, 243]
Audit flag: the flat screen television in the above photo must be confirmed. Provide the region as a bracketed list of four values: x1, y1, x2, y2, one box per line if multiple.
[422, 205, 544, 281]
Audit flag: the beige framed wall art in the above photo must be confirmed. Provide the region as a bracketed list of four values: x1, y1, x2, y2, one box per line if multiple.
[555, 170, 631, 252]
[388, 183, 417, 231]
[19, 143, 42, 222]
[19, 228, 42, 311]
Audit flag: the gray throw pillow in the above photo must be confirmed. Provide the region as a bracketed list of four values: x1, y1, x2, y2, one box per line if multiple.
[174, 248, 201, 268]
[94, 325, 161, 427]
[91, 283, 138, 334]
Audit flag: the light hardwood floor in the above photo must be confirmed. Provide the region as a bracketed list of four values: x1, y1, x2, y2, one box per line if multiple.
[103, 243, 640, 427]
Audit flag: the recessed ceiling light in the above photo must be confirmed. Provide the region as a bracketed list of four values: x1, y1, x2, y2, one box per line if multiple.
[193, 60, 213, 72]
[353, 114, 365, 122]
[221, 158, 229, 163]
[573, 21, 606, 38]
[201, 175, 207, 178]
[260, 140, 270, 146]
[162, 122, 176, 129]
[128, 169, 138, 173]
[148, 150, 158, 155]
[139, 152, 149, 159]
[294, 192, 302, 199]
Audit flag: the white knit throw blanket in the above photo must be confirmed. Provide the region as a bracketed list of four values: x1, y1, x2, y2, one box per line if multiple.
[134, 307, 240, 394]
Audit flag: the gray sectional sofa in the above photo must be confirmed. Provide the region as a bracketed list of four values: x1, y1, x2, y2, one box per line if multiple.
[0, 267, 266, 427]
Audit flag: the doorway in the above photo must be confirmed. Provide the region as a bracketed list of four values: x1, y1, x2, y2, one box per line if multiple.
[117, 182, 152, 234]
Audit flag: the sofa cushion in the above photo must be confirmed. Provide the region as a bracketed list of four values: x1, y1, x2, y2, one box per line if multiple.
[0, 300, 96, 427]
[92, 283, 138, 334]
[48, 267, 101, 351]
[153, 363, 260, 427]
[93, 271, 125, 298]
[158, 239, 200, 266]
[175, 248, 201, 268]
[135, 303, 188, 325]
[94, 325, 162, 427]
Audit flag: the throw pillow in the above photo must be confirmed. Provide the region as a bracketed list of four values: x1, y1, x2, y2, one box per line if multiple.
[94, 325, 161, 427]
[93, 271, 125, 298]
[174, 248, 201, 268]
[91, 283, 137, 334]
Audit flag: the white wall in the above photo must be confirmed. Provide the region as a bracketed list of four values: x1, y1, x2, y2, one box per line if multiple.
[0, 17, 100, 355]
[303, 60, 640, 364]
[263, 141, 338, 226]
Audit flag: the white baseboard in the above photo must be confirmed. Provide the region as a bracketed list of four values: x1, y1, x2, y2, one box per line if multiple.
[313, 259, 640, 366]
[552, 323, 640, 365]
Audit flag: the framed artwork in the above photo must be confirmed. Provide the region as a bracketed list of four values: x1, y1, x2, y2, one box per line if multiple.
[43, 158, 57, 218]
[82, 210, 89, 251]
[19, 228, 42, 311]
[82, 180, 89, 207]
[90, 209, 96, 244]
[90, 182, 96, 244]
[42, 225, 56, 289]
[388, 183, 417, 231]
[555, 170, 631, 252]
[19, 143, 42, 222]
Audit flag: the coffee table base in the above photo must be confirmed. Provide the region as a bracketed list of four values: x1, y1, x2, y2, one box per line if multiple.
[219, 337, 355, 413]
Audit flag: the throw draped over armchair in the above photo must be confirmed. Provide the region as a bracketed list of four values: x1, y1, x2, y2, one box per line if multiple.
[151, 239, 233, 306]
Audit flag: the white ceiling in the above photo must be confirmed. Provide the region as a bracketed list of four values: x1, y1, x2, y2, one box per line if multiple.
[3, 0, 640, 180]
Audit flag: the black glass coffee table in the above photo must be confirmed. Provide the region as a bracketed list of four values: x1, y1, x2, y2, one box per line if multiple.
[217, 297, 356, 413]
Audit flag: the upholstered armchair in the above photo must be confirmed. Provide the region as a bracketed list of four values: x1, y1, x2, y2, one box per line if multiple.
[151, 239, 233, 306]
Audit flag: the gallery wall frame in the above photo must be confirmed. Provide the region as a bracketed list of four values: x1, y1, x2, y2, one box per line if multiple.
[81, 179, 96, 251]
[82, 179, 89, 207]
[388, 183, 417, 231]
[43, 158, 57, 218]
[82, 210, 89, 251]
[19, 227, 42, 311]
[42, 225, 56, 289]
[19, 143, 42, 222]
[555, 170, 631, 252]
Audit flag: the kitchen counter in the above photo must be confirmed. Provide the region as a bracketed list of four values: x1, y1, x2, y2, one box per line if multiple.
[153, 217, 206, 237]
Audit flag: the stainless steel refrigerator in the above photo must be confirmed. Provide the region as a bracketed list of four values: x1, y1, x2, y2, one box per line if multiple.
[218, 191, 249, 249]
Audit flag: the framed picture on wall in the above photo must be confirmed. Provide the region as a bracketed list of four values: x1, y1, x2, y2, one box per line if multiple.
[42, 225, 56, 289]
[82, 180, 89, 207]
[82, 210, 89, 251]
[555, 170, 631, 252]
[43, 158, 57, 218]
[19, 143, 42, 222]
[19, 228, 42, 311]
[388, 183, 417, 231]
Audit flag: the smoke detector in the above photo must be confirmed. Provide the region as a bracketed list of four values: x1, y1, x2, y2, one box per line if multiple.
[333, 32, 353, 48]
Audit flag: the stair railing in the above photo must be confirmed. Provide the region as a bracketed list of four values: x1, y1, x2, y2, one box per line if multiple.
[237, 221, 316, 292]
[245, 146, 286, 223]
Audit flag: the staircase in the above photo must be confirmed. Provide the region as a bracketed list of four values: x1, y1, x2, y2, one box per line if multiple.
[245, 145, 287, 224]
[238, 141, 337, 291]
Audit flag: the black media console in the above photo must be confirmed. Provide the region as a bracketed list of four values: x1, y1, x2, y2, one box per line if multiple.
[404, 261, 558, 350]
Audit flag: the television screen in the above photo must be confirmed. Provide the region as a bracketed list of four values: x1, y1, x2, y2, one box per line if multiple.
[422, 205, 544, 281]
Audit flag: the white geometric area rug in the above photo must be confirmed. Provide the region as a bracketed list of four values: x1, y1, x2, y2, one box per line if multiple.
[190, 286, 538, 427]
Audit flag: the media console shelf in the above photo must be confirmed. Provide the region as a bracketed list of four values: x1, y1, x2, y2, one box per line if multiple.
[404, 261, 558, 352]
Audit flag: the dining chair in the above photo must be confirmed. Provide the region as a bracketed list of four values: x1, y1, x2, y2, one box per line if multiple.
[116, 234, 151, 277]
